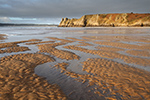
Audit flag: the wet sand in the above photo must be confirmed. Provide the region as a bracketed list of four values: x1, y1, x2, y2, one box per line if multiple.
[53, 60, 150, 100]
[0, 47, 30, 53]
[0, 27, 150, 100]
[64, 45, 150, 67]
[0, 34, 6, 41]
[126, 50, 150, 57]
[0, 53, 67, 100]
[38, 42, 80, 60]
[96, 46, 124, 52]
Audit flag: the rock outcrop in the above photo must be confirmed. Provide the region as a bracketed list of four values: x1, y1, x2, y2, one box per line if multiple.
[58, 13, 150, 27]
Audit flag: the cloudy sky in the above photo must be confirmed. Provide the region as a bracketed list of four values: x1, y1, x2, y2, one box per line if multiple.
[0, 0, 150, 24]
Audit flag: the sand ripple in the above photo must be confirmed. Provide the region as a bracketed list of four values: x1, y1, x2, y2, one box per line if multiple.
[0, 53, 67, 100]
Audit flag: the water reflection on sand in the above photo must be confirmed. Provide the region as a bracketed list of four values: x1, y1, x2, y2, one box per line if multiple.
[0, 27, 150, 100]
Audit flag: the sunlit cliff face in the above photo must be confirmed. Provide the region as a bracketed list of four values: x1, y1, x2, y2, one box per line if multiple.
[59, 13, 150, 27]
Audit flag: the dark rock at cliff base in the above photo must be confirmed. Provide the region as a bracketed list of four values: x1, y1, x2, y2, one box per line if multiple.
[58, 13, 150, 27]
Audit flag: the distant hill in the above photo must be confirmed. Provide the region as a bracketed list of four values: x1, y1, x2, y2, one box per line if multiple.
[0, 23, 58, 27]
[58, 13, 150, 27]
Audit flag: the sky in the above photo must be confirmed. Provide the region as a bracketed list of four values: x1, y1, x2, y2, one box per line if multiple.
[0, 0, 150, 24]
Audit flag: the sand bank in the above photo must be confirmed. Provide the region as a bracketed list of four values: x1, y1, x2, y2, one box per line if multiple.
[52, 59, 150, 100]
[0, 34, 6, 40]
[0, 46, 30, 53]
[0, 39, 68, 99]
[38, 42, 80, 60]
[0, 53, 67, 100]
[64, 45, 150, 67]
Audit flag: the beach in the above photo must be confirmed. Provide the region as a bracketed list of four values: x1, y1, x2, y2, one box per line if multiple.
[0, 26, 150, 100]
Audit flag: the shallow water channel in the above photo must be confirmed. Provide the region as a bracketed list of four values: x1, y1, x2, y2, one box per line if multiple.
[34, 41, 105, 99]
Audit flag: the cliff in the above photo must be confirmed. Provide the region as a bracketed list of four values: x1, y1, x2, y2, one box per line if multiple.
[58, 13, 150, 27]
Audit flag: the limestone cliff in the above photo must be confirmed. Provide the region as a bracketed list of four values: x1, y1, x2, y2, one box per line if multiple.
[58, 13, 150, 27]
